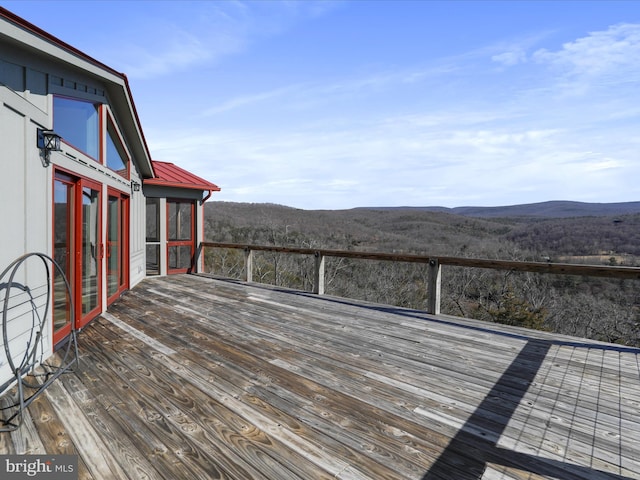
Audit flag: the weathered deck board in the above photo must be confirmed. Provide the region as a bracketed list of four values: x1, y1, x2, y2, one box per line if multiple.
[1, 274, 639, 479]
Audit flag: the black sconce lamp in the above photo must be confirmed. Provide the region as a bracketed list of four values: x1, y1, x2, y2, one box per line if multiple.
[131, 181, 141, 193]
[37, 128, 62, 167]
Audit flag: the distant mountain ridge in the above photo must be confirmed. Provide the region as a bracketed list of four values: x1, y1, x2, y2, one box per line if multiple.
[360, 201, 640, 218]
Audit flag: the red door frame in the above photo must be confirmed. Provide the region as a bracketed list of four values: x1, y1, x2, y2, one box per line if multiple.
[166, 199, 195, 274]
[52, 168, 103, 343]
[52, 171, 75, 346]
[76, 177, 103, 330]
[107, 188, 130, 305]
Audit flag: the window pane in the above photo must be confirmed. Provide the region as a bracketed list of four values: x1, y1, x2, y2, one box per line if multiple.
[146, 244, 160, 275]
[169, 246, 192, 270]
[106, 123, 129, 177]
[53, 96, 99, 159]
[168, 203, 177, 239]
[53, 179, 72, 334]
[146, 198, 160, 242]
[82, 186, 100, 314]
[107, 196, 119, 297]
[179, 203, 192, 240]
[168, 201, 192, 241]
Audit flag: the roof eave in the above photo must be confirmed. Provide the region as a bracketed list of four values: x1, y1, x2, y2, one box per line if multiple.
[143, 179, 221, 192]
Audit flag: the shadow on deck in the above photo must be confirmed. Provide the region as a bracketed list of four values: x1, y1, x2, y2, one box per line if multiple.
[1, 274, 639, 479]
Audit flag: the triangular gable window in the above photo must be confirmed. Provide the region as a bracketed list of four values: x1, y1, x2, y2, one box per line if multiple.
[106, 116, 130, 179]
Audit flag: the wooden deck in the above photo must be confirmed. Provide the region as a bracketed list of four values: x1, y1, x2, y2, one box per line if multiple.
[1, 274, 639, 479]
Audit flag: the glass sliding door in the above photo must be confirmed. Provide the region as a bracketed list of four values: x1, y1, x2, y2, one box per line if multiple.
[107, 190, 129, 304]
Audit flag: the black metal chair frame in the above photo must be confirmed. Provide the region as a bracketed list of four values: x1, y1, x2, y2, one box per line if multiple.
[0, 252, 79, 431]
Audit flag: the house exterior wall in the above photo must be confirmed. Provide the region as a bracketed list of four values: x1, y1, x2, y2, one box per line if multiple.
[0, 27, 149, 388]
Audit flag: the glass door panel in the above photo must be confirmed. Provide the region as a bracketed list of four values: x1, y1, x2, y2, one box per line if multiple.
[53, 177, 74, 345]
[168, 245, 193, 270]
[79, 183, 101, 327]
[146, 198, 160, 275]
[168, 201, 192, 240]
[107, 191, 129, 304]
[107, 195, 119, 298]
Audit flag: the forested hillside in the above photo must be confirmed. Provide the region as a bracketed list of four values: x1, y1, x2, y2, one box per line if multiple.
[383, 200, 640, 218]
[203, 202, 640, 347]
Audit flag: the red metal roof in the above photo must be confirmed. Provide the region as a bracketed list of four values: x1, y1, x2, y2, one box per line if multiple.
[145, 161, 220, 192]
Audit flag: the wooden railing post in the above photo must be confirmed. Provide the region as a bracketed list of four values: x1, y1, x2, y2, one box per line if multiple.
[314, 252, 325, 295]
[193, 242, 204, 273]
[427, 258, 441, 315]
[244, 247, 253, 282]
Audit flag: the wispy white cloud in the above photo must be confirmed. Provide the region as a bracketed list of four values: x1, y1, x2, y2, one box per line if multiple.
[201, 61, 461, 117]
[202, 85, 301, 116]
[533, 23, 640, 82]
[482, 30, 551, 66]
[117, 28, 227, 79]
[491, 48, 527, 66]
[102, 1, 343, 79]
[97, 5, 245, 78]
[582, 157, 625, 172]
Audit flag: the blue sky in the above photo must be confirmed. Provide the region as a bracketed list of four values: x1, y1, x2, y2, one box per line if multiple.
[5, 1, 640, 209]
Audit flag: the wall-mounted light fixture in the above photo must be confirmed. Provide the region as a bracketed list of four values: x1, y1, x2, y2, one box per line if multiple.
[131, 181, 141, 193]
[36, 128, 62, 167]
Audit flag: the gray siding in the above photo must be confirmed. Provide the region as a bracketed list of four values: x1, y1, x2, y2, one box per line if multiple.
[0, 70, 52, 385]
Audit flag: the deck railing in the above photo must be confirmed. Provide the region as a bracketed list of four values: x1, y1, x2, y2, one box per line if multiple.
[199, 241, 640, 315]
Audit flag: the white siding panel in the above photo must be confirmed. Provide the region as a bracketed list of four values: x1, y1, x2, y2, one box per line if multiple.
[1, 91, 28, 388]
[25, 139, 51, 257]
[0, 89, 52, 389]
[0, 100, 27, 273]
